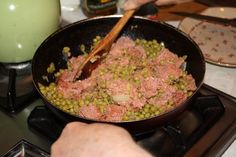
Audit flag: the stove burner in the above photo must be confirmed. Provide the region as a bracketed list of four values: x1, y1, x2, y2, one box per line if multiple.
[138, 95, 224, 156]
[27, 91, 225, 157]
[0, 62, 36, 112]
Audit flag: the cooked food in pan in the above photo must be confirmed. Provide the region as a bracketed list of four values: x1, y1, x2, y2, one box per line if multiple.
[39, 36, 196, 122]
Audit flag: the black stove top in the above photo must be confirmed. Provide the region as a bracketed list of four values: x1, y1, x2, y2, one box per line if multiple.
[25, 84, 236, 157]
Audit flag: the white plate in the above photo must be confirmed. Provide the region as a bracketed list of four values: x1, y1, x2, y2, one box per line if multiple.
[179, 7, 236, 68]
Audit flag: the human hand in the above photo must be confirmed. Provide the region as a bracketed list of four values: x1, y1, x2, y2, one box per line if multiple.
[51, 122, 153, 157]
[122, 0, 193, 10]
[122, 0, 155, 11]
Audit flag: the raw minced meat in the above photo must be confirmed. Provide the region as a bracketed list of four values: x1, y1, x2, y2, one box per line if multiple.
[39, 36, 196, 122]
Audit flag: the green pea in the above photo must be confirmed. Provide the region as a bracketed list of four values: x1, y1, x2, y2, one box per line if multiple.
[155, 110, 160, 115]
[188, 91, 193, 96]
[123, 116, 129, 121]
[150, 106, 156, 112]
[145, 113, 151, 118]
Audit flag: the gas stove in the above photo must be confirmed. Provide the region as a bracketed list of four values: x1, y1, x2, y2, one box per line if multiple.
[1, 84, 236, 157]
[1, 1, 236, 156]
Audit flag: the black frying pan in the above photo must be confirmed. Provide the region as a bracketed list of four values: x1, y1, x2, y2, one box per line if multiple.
[32, 16, 205, 135]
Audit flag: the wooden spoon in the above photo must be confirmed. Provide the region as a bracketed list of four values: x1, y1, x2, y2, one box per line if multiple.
[74, 9, 135, 81]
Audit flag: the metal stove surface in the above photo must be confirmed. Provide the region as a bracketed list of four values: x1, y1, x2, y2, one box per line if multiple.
[0, 84, 236, 157]
[0, 62, 35, 112]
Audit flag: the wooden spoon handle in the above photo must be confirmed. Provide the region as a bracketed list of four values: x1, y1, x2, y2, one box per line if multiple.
[74, 9, 135, 81]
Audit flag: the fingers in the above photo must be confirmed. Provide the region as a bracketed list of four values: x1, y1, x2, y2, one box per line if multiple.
[59, 121, 87, 137]
[51, 122, 87, 157]
[154, 0, 193, 6]
[51, 122, 153, 157]
[121, 0, 193, 11]
[123, 0, 155, 11]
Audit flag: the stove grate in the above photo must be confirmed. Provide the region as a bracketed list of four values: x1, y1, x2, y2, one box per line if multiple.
[28, 93, 224, 157]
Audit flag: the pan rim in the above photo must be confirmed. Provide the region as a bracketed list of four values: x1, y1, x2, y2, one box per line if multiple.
[32, 15, 206, 124]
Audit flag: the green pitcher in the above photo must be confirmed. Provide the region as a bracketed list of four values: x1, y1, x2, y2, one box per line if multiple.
[0, 0, 61, 63]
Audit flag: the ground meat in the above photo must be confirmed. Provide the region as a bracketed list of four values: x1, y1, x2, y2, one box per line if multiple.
[42, 36, 197, 122]
[153, 48, 185, 67]
[103, 105, 126, 121]
[57, 76, 96, 99]
[78, 105, 102, 120]
[109, 37, 136, 58]
[140, 77, 162, 98]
